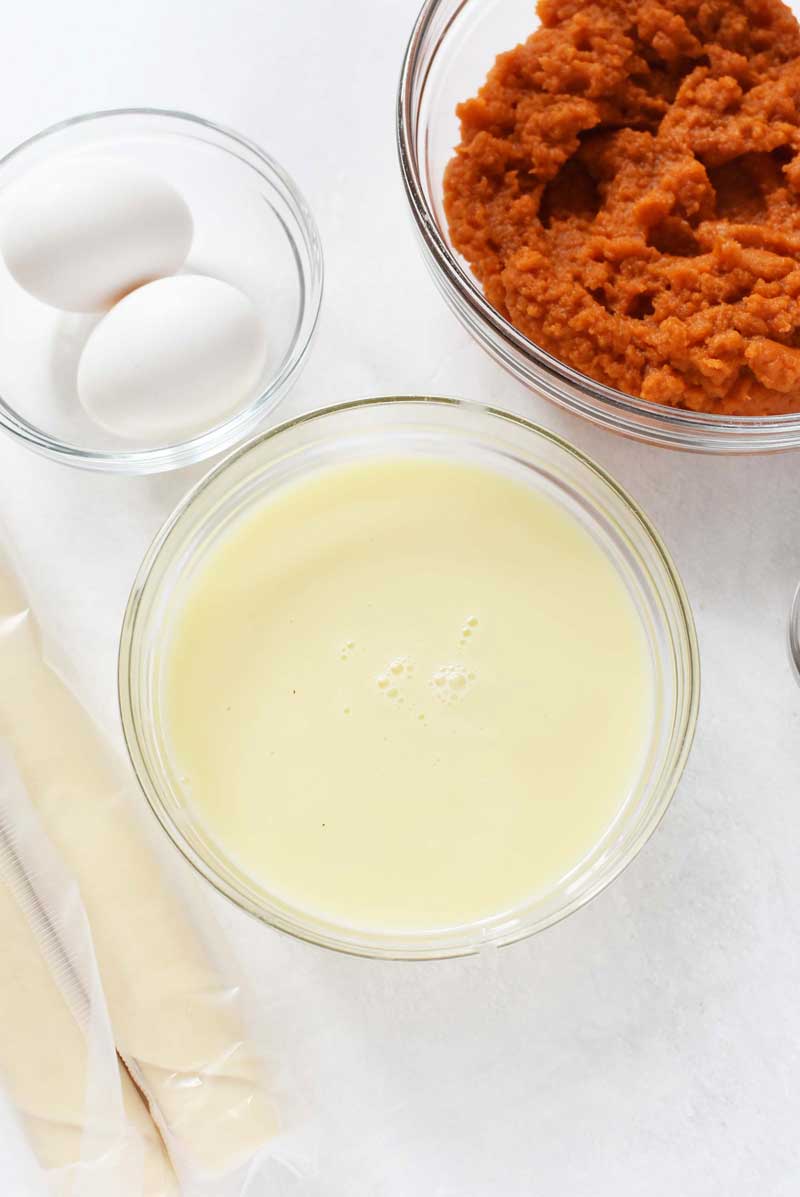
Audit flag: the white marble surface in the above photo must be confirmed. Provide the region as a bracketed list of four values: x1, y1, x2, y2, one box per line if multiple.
[1, 2, 800, 1193]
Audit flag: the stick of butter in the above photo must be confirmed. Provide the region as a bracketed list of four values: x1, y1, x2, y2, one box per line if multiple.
[0, 553, 278, 1182]
[0, 751, 177, 1197]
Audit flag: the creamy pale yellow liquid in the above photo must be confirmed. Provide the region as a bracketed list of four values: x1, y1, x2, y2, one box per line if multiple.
[164, 458, 653, 932]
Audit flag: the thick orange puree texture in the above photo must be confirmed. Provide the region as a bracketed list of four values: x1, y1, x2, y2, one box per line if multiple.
[444, 0, 800, 415]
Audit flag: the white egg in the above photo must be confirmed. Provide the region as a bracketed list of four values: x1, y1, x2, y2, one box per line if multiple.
[0, 157, 193, 312]
[77, 275, 267, 442]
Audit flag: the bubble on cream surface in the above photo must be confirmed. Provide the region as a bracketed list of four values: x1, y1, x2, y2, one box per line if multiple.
[0, 156, 193, 313]
[459, 615, 479, 646]
[430, 663, 475, 703]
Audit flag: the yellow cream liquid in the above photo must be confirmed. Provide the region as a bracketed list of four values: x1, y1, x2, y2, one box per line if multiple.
[164, 458, 653, 932]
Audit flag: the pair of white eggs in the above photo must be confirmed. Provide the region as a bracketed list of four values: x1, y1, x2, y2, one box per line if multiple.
[0, 158, 267, 441]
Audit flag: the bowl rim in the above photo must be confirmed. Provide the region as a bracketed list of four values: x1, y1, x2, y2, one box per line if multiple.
[0, 107, 324, 474]
[118, 394, 701, 960]
[396, 0, 800, 452]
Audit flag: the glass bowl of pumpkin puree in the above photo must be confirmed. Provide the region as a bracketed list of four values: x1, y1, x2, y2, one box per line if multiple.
[119, 398, 698, 959]
[399, 0, 800, 452]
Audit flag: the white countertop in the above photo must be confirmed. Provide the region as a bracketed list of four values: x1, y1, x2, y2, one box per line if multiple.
[2, 2, 799, 1193]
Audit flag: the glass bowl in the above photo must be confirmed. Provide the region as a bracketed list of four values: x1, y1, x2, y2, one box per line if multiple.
[397, 0, 800, 454]
[119, 397, 700, 959]
[789, 583, 800, 683]
[0, 109, 323, 473]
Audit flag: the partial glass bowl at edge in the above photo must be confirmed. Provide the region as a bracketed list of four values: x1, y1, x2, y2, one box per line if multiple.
[0, 109, 323, 474]
[789, 583, 800, 683]
[397, 0, 800, 453]
[119, 397, 700, 960]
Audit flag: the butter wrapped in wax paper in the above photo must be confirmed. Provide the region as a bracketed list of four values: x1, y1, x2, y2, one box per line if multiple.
[0, 748, 177, 1197]
[0, 535, 278, 1194]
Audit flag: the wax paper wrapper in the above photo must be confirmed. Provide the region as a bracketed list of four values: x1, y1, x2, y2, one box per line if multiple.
[0, 531, 279, 1194]
[0, 745, 177, 1197]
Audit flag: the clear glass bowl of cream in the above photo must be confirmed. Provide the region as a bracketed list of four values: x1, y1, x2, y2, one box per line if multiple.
[119, 397, 700, 959]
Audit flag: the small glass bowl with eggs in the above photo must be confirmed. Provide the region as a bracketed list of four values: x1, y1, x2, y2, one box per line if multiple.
[0, 109, 323, 473]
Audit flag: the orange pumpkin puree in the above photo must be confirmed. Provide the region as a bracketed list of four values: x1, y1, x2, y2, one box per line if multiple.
[444, 0, 800, 415]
